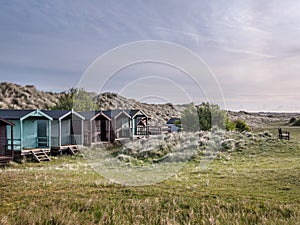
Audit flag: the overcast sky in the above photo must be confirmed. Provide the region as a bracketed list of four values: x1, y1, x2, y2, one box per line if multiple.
[0, 0, 300, 111]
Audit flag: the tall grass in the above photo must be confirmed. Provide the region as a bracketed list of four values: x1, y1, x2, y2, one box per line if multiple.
[0, 126, 300, 224]
[2, 195, 298, 225]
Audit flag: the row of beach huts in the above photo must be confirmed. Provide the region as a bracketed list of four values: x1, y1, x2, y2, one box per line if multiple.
[0, 109, 167, 164]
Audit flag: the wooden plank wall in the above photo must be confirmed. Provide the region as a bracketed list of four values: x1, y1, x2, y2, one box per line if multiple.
[0, 125, 7, 156]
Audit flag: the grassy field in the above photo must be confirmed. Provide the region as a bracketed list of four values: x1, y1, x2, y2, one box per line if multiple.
[0, 125, 299, 225]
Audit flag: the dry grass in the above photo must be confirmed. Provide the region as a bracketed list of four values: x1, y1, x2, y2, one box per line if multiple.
[0, 126, 299, 224]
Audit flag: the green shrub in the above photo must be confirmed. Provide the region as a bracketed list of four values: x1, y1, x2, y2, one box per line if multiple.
[197, 103, 227, 130]
[289, 117, 297, 124]
[292, 119, 300, 126]
[181, 104, 200, 132]
[226, 117, 236, 131]
[235, 119, 251, 132]
[181, 102, 232, 131]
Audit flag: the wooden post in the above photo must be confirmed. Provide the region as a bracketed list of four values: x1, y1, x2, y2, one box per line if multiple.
[59, 120, 62, 147]
[48, 120, 51, 149]
[20, 120, 23, 152]
[90, 120, 92, 145]
[114, 117, 117, 139]
[10, 124, 14, 158]
[129, 118, 133, 140]
[81, 119, 84, 146]
[133, 117, 136, 136]
[108, 120, 110, 142]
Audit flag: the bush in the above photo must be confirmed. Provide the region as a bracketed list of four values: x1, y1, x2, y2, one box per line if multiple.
[181, 104, 200, 132]
[181, 102, 233, 131]
[258, 130, 272, 138]
[235, 119, 251, 132]
[226, 117, 236, 131]
[292, 119, 300, 126]
[221, 139, 235, 151]
[289, 117, 297, 124]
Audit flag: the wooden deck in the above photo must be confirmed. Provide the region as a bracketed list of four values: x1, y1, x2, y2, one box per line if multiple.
[0, 156, 13, 167]
[21, 148, 50, 156]
[50, 145, 80, 155]
[51, 145, 79, 151]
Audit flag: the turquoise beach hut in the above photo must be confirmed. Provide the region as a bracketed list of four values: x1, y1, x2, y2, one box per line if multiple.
[0, 109, 52, 155]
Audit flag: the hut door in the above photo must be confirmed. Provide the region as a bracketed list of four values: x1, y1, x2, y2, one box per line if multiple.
[23, 120, 36, 149]
[61, 120, 70, 145]
[100, 120, 107, 141]
[37, 120, 47, 147]
[71, 119, 82, 145]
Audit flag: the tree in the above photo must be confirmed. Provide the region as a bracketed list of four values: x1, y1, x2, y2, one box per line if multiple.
[181, 102, 251, 132]
[181, 103, 200, 132]
[181, 102, 235, 132]
[197, 103, 227, 130]
[52, 88, 99, 111]
[197, 102, 211, 131]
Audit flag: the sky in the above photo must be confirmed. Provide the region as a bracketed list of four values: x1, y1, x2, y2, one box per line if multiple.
[0, 0, 300, 112]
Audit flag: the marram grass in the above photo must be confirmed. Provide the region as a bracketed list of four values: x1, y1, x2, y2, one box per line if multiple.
[0, 127, 299, 224]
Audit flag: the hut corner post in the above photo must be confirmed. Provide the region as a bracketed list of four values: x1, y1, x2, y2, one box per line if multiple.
[48, 120, 51, 149]
[81, 119, 84, 146]
[20, 119, 23, 152]
[10, 124, 14, 158]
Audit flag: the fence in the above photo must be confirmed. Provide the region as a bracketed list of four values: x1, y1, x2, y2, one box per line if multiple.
[136, 126, 169, 136]
[37, 136, 49, 148]
[7, 139, 21, 151]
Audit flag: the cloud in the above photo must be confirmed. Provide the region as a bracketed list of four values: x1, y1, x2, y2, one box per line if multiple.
[0, 0, 299, 111]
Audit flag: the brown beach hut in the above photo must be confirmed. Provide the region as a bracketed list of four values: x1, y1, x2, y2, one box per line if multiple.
[0, 116, 14, 165]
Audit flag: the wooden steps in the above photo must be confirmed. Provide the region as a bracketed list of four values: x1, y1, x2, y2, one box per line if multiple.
[31, 149, 51, 163]
[50, 145, 80, 156]
[67, 146, 80, 155]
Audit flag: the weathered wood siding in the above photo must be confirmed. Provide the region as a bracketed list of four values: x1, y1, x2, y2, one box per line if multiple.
[61, 119, 71, 145]
[51, 120, 59, 147]
[83, 120, 91, 145]
[114, 115, 130, 138]
[71, 117, 83, 145]
[6, 120, 21, 150]
[0, 124, 7, 156]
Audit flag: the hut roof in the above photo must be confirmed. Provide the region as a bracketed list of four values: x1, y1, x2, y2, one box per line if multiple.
[124, 109, 148, 118]
[0, 116, 14, 126]
[79, 111, 110, 121]
[42, 110, 85, 120]
[0, 109, 52, 120]
[103, 110, 130, 119]
[0, 109, 34, 119]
